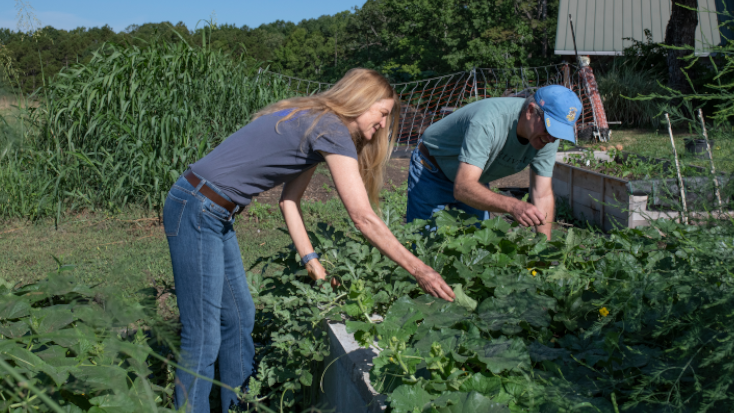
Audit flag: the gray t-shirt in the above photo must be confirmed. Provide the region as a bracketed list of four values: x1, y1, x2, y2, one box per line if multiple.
[190, 110, 357, 206]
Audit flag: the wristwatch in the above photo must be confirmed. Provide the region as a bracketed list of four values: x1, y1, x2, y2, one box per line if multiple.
[300, 252, 319, 266]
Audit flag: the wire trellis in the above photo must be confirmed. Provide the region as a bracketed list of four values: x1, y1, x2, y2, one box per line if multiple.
[260, 63, 585, 147]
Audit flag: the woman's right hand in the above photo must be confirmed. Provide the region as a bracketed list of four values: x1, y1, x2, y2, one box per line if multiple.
[323, 153, 455, 302]
[413, 264, 455, 302]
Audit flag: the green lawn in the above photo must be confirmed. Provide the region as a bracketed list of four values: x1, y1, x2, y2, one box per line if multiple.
[584, 127, 734, 174]
[0, 198, 353, 320]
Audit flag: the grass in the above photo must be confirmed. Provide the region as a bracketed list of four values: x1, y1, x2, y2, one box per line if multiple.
[0, 198, 352, 319]
[583, 127, 734, 174]
[596, 65, 665, 127]
[0, 93, 40, 110]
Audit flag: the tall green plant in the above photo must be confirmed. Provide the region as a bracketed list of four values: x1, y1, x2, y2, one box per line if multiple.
[597, 64, 665, 127]
[0, 37, 294, 220]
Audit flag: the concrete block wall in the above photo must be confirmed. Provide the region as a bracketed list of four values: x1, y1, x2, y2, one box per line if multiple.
[318, 320, 387, 413]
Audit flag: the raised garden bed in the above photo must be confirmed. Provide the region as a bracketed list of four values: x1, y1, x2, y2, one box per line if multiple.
[319, 319, 386, 413]
[550, 150, 732, 231]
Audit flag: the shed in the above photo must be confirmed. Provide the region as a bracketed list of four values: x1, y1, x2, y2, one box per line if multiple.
[555, 0, 726, 56]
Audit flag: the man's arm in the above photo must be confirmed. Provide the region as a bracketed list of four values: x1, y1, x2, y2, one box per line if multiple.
[453, 162, 546, 227]
[530, 172, 554, 240]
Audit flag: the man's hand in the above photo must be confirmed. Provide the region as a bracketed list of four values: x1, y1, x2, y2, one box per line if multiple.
[511, 200, 547, 227]
[413, 265, 455, 302]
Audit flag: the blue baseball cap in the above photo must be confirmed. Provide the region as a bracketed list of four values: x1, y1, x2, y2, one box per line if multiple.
[534, 85, 582, 143]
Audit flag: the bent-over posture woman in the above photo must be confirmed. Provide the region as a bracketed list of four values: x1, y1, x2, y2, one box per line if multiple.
[162, 68, 455, 412]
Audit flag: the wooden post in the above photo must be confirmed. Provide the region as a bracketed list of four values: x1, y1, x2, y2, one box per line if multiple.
[697, 109, 723, 210]
[665, 113, 688, 224]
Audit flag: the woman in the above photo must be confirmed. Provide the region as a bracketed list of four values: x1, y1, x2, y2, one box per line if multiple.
[162, 68, 455, 412]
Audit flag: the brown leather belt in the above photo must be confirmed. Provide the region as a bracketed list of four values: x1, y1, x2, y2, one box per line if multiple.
[184, 170, 238, 214]
[418, 142, 442, 172]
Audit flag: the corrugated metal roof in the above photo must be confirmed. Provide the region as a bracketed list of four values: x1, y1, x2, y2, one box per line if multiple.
[555, 0, 722, 56]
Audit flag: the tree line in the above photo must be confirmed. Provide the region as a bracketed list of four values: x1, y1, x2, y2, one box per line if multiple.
[1, 0, 559, 93]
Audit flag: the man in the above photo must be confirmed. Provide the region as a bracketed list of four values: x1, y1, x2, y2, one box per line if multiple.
[406, 85, 582, 240]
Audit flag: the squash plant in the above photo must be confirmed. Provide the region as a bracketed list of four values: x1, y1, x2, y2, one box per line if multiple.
[251, 204, 734, 412]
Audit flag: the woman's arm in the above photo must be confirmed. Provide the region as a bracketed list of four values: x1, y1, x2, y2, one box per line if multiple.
[322, 152, 455, 302]
[279, 166, 329, 282]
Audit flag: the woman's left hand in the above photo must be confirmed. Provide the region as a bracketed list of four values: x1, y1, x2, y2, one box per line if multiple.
[306, 259, 341, 289]
[306, 259, 327, 281]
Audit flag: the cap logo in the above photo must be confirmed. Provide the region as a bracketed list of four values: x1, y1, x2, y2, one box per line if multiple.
[546, 118, 551, 128]
[566, 107, 578, 122]
[540, 99, 545, 106]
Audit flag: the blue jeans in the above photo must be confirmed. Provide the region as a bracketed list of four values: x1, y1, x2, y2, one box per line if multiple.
[163, 173, 256, 413]
[406, 146, 490, 223]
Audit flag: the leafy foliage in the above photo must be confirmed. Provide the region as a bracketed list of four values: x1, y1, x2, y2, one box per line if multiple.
[0, 37, 293, 220]
[4, 185, 734, 412]
[0, 0, 560, 88]
[597, 63, 665, 127]
[563, 149, 701, 180]
[360, 212, 734, 412]
[0, 264, 179, 412]
[243, 183, 734, 412]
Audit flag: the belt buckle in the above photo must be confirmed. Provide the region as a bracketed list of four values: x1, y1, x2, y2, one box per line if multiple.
[228, 205, 240, 221]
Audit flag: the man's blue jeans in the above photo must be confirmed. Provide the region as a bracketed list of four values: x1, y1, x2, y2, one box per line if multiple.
[163, 173, 256, 413]
[406, 146, 490, 223]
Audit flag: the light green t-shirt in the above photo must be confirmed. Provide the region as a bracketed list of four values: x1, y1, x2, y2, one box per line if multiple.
[422, 97, 559, 183]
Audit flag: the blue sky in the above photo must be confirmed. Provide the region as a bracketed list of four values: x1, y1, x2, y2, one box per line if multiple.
[1, 0, 361, 33]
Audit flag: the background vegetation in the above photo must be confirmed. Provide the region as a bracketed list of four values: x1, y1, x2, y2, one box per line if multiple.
[2, 1, 734, 411]
[1, 0, 559, 89]
[0, 35, 294, 221]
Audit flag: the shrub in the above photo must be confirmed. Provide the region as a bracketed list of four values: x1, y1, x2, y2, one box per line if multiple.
[597, 64, 665, 127]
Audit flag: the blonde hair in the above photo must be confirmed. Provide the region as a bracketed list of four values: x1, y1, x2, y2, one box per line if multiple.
[253, 68, 400, 209]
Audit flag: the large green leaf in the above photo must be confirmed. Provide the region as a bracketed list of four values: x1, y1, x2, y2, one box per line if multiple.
[0, 295, 31, 320]
[1, 346, 73, 387]
[376, 296, 424, 346]
[413, 328, 465, 356]
[34, 345, 70, 361]
[464, 337, 530, 374]
[388, 384, 435, 413]
[33, 307, 75, 334]
[527, 342, 569, 363]
[89, 393, 137, 413]
[412, 295, 468, 330]
[426, 391, 510, 413]
[73, 365, 130, 392]
[478, 268, 540, 297]
[458, 373, 502, 394]
[476, 292, 556, 334]
[471, 227, 503, 246]
[0, 320, 30, 338]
